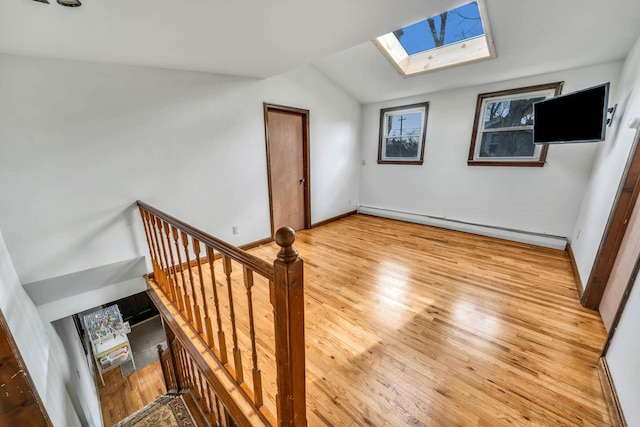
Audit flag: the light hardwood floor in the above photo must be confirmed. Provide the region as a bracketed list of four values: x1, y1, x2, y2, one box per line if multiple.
[97, 359, 166, 426]
[263, 215, 609, 426]
[151, 214, 612, 426]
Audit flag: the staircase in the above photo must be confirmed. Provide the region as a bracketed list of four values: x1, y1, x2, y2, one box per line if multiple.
[113, 393, 203, 427]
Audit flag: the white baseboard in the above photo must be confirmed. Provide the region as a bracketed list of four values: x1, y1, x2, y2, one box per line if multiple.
[357, 205, 567, 250]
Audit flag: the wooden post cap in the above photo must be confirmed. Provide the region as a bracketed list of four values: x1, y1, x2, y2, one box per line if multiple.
[275, 227, 298, 262]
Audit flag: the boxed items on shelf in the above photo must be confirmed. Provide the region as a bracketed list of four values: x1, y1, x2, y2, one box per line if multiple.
[83, 304, 125, 342]
[83, 304, 136, 384]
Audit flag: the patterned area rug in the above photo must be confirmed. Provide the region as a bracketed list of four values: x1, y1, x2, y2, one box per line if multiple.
[112, 395, 196, 427]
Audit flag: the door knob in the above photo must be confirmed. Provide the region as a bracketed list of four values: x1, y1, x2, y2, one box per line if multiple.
[299, 177, 306, 183]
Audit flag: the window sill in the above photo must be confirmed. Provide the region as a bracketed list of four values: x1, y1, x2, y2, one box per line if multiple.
[467, 160, 546, 167]
[378, 160, 424, 165]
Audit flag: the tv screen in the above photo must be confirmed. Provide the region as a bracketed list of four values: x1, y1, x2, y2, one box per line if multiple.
[533, 82, 610, 144]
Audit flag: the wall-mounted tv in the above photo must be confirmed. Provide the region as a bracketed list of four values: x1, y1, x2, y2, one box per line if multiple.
[533, 82, 610, 144]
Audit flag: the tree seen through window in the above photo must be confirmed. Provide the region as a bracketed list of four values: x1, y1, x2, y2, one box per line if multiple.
[468, 82, 563, 166]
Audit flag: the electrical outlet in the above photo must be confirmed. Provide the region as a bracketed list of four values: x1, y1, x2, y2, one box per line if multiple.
[362, 160, 366, 166]
[232, 225, 239, 234]
[348, 199, 352, 206]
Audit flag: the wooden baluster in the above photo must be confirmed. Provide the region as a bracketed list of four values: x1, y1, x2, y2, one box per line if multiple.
[174, 345, 183, 386]
[167, 353, 177, 392]
[156, 218, 177, 303]
[155, 217, 169, 296]
[223, 255, 243, 384]
[139, 208, 160, 281]
[172, 227, 192, 322]
[191, 361, 202, 401]
[206, 246, 228, 364]
[193, 239, 214, 346]
[189, 357, 198, 393]
[243, 266, 263, 408]
[201, 374, 211, 418]
[178, 346, 190, 389]
[214, 395, 224, 427]
[156, 340, 180, 393]
[192, 364, 202, 401]
[164, 222, 184, 312]
[206, 382, 218, 426]
[182, 352, 191, 389]
[182, 232, 203, 332]
[273, 227, 307, 426]
[185, 351, 194, 390]
[151, 214, 169, 291]
[157, 344, 171, 393]
[197, 369, 206, 408]
[146, 212, 166, 290]
[171, 341, 183, 392]
[193, 364, 201, 402]
[185, 352, 196, 390]
[178, 344, 189, 392]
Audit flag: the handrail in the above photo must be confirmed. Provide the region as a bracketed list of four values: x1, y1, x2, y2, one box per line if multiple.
[150, 289, 264, 425]
[136, 200, 307, 426]
[136, 200, 274, 281]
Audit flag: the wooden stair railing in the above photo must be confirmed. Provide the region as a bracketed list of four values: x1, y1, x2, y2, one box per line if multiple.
[137, 201, 306, 426]
[157, 342, 180, 394]
[158, 339, 228, 426]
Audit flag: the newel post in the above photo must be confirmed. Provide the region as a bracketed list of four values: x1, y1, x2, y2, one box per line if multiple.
[273, 227, 307, 426]
[157, 344, 171, 392]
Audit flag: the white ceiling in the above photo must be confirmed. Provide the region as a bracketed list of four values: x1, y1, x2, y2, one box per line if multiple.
[1, 0, 639, 103]
[314, 0, 640, 103]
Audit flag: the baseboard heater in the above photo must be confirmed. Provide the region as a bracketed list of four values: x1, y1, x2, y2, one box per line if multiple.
[357, 205, 567, 250]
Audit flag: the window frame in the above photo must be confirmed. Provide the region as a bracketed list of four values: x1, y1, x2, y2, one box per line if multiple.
[378, 102, 429, 165]
[467, 82, 563, 167]
[372, 0, 496, 77]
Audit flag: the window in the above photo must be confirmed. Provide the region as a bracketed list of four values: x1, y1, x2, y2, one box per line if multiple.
[373, 1, 495, 77]
[378, 102, 429, 165]
[468, 82, 563, 167]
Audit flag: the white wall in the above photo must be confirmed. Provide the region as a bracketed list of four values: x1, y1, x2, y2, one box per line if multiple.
[52, 316, 102, 427]
[359, 62, 622, 241]
[571, 36, 640, 283]
[0, 54, 361, 284]
[606, 273, 640, 425]
[577, 34, 640, 425]
[0, 229, 93, 426]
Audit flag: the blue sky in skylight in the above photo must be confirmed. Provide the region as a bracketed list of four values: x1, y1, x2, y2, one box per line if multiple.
[394, 2, 484, 55]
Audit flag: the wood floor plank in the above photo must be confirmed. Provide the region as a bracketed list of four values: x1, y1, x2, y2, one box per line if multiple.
[143, 214, 611, 426]
[268, 215, 611, 426]
[97, 360, 166, 426]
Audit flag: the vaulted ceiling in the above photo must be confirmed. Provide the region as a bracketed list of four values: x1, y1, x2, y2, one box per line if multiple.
[1, 0, 639, 103]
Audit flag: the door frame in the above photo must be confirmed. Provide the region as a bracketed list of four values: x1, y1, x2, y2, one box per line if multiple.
[581, 129, 640, 309]
[263, 103, 311, 237]
[601, 250, 640, 355]
[0, 309, 52, 426]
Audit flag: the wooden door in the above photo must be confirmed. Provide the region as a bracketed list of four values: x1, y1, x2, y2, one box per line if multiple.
[264, 104, 310, 236]
[599, 196, 640, 329]
[581, 130, 640, 310]
[0, 311, 51, 426]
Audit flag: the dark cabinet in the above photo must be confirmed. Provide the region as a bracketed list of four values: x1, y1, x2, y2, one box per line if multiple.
[110, 292, 159, 326]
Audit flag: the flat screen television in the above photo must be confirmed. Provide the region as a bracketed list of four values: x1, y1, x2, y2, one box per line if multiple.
[533, 82, 610, 144]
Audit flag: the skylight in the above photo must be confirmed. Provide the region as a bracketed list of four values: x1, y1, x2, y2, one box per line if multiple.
[374, 0, 495, 77]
